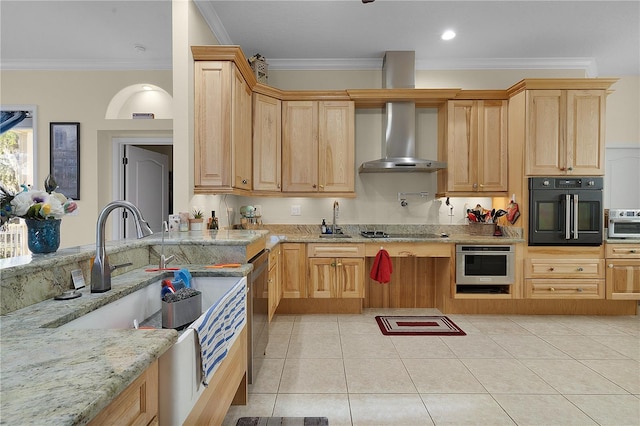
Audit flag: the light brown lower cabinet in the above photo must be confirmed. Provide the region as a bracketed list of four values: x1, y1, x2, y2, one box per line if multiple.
[308, 256, 365, 298]
[524, 258, 605, 299]
[88, 360, 158, 426]
[268, 246, 281, 320]
[281, 243, 307, 298]
[605, 243, 640, 300]
[307, 243, 365, 299]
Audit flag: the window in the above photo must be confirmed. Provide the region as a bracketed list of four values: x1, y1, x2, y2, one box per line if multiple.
[1, 107, 36, 258]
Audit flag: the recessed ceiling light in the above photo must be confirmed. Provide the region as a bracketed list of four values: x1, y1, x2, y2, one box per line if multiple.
[441, 30, 456, 41]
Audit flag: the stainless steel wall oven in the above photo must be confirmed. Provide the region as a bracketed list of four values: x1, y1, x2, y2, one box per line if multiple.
[528, 177, 603, 246]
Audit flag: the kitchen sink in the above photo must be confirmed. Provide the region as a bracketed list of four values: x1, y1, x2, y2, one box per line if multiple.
[58, 276, 247, 425]
[319, 234, 352, 238]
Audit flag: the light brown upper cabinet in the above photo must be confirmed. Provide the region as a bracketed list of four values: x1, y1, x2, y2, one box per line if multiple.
[282, 101, 355, 193]
[194, 61, 251, 193]
[253, 93, 282, 192]
[526, 90, 606, 176]
[438, 100, 508, 194]
[232, 66, 253, 190]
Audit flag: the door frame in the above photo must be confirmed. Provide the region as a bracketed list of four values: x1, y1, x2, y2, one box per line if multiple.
[111, 137, 172, 239]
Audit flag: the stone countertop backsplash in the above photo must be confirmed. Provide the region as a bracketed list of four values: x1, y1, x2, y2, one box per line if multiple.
[0, 225, 520, 425]
[263, 223, 524, 243]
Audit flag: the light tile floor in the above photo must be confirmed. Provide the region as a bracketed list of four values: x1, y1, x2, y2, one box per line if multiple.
[223, 308, 640, 426]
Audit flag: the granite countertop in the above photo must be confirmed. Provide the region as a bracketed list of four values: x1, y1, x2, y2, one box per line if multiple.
[0, 230, 263, 426]
[0, 229, 270, 274]
[276, 233, 524, 244]
[0, 264, 251, 425]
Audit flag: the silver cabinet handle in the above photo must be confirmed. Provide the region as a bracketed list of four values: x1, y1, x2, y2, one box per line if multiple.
[573, 194, 579, 239]
[577, 267, 584, 272]
[565, 194, 571, 240]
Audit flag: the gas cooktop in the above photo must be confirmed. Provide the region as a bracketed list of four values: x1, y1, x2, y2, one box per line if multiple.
[360, 231, 445, 239]
[360, 231, 390, 238]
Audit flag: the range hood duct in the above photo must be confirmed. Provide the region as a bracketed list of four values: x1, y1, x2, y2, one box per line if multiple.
[359, 51, 446, 173]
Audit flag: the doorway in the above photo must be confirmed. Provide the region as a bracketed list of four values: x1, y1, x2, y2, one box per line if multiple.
[112, 137, 172, 239]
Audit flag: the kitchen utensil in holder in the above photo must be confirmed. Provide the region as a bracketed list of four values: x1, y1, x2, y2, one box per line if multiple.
[162, 290, 202, 329]
[467, 222, 496, 236]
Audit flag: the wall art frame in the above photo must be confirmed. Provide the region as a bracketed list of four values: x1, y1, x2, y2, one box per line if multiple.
[50, 122, 80, 200]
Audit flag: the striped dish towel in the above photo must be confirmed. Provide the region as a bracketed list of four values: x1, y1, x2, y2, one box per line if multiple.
[189, 279, 246, 386]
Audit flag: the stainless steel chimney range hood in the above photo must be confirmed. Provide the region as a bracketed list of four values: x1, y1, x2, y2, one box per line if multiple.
[359, 51, 446, 173]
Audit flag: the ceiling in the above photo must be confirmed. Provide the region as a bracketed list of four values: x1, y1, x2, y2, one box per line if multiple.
[1, 1, 638, 77]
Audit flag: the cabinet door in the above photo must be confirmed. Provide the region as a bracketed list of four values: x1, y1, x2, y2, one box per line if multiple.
[478, 100, 508, 192]
[446, 100, 478, 192]
[281, 243, 307, 298]
[318, 101, 355, 192]
[566, 90, 605, 175]
[232, 66, 252, 190]
[282, 101, 318, 192]
[526, 90, 565, 175]
[338, 257, 365, 298]
[194, 61, 232, 188]
[606, 260, 640, 300]
[253, 94, 282, 191]
[308, 257, 336, 298]
[88, 360, 158, 426]
[444, 100, 507, 193]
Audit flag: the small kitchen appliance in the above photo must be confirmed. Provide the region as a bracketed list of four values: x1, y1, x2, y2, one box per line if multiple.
[239, 205, 261, 229]
[456, 244, 515, 285]
[608, 209, 640, 239]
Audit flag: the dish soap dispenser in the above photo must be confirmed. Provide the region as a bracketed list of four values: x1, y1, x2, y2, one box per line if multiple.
[321, 219, 327, 234]
[208, 211, 219, 230]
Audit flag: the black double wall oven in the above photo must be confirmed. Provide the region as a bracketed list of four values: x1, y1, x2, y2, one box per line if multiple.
[528, 177, 603, 246]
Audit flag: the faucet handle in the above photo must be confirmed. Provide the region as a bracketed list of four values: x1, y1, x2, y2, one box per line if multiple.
[160, 254, 175, 269]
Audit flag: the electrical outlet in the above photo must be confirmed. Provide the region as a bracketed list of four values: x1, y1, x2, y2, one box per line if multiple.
[291, 205, 301, 216]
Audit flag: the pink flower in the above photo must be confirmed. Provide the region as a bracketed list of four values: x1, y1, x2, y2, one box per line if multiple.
[64, 201, 78, 214]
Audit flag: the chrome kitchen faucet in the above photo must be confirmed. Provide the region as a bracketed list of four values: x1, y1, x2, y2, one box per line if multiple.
[91, 200, 153, 293]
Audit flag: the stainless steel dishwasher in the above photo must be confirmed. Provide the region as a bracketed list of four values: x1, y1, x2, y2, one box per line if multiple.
[248, 249, 269, 384]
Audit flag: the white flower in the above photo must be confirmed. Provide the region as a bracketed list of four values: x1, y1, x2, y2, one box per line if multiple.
[11, 191, 36, 216]
[46, 196, 65, 219]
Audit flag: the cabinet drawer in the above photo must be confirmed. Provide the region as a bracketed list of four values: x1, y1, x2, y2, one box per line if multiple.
[364, 243, 450, 257]
[307, 243, 364, 258]
[525, 279, 604, 299]
[605, 244, 640, 259]
[525, 259, 604, 278]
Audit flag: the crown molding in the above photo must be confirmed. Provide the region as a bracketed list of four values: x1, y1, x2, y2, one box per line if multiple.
[268, 58, 382, 70]
[417, 57, 598, 77]
[0, 59, 172, 71]
[267, 57, 599, 77]
[194, 0, 232, 45]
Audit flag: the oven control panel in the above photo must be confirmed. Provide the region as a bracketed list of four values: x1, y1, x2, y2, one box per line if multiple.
[610, 209, 640, 218]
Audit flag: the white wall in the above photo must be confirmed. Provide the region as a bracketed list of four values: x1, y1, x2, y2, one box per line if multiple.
[1, 70, 172, 248]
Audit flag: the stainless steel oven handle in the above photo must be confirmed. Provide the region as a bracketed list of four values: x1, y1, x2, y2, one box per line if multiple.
[573, 194, 579, 239]
[565, 194, 571, 240]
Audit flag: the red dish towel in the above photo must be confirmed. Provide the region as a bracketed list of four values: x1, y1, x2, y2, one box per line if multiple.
[370, 248, 393, 283]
